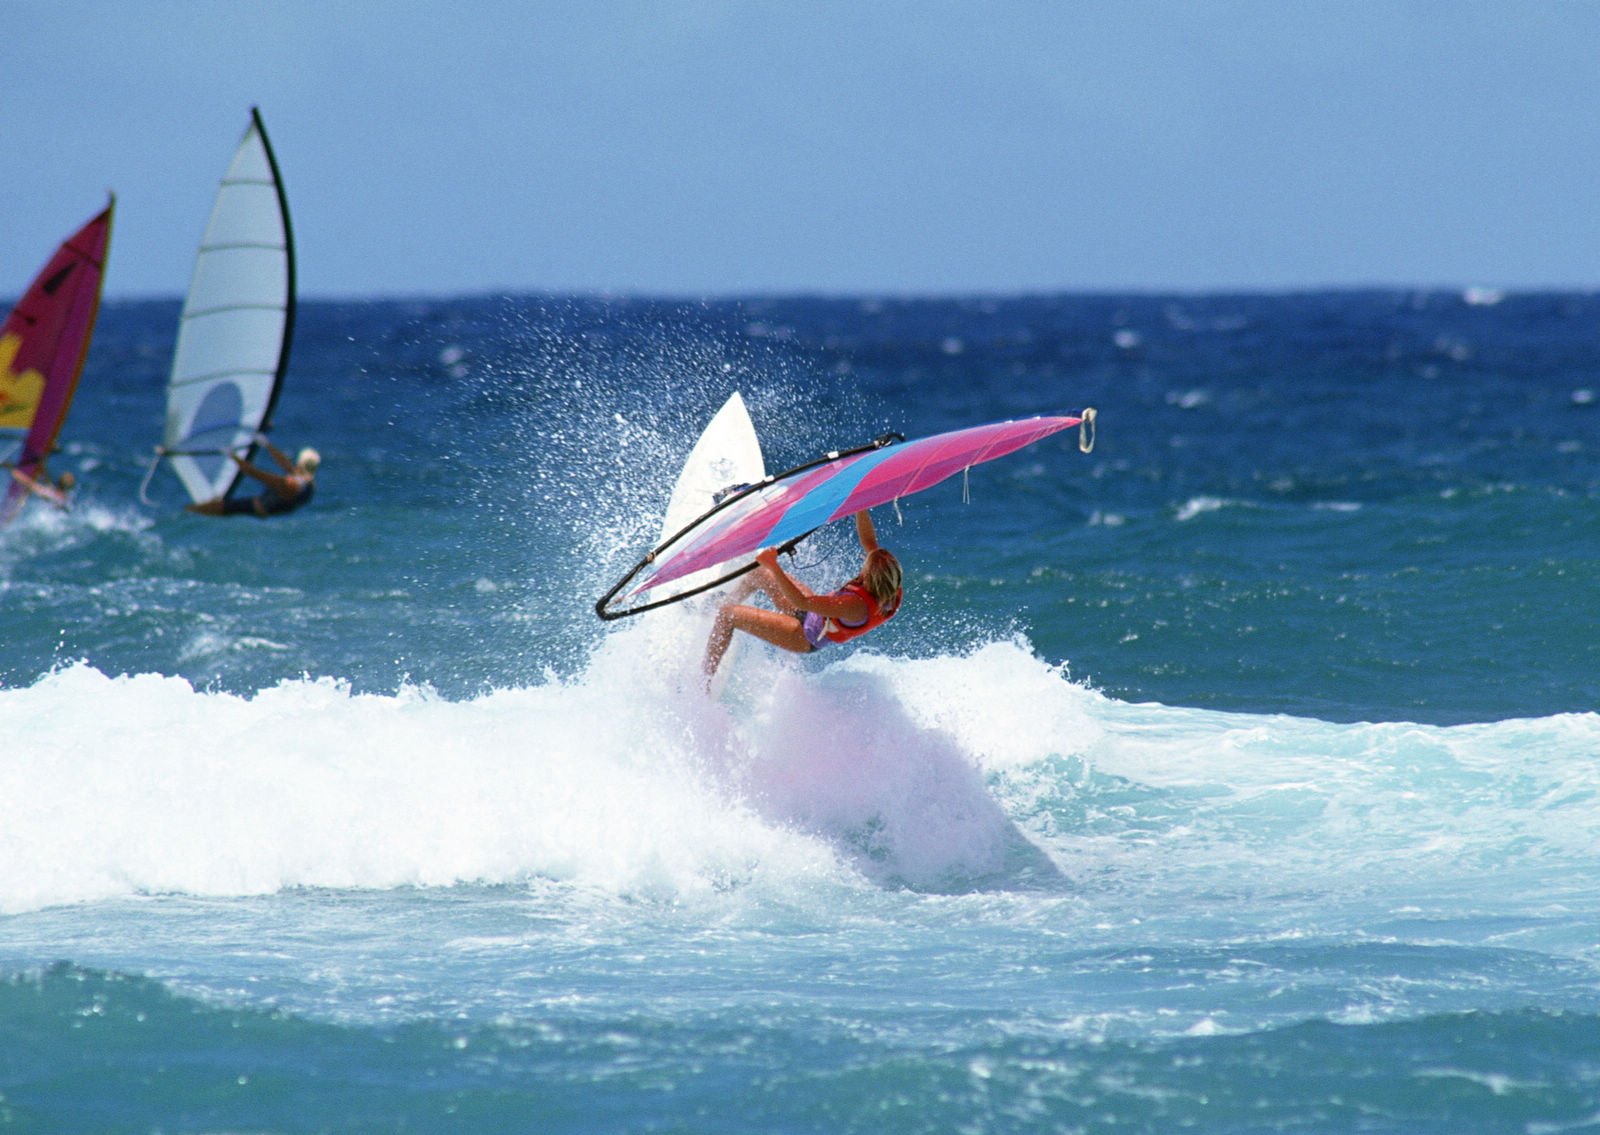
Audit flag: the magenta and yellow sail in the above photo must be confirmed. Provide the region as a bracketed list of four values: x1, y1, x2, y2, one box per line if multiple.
[0, 200, 114, 522]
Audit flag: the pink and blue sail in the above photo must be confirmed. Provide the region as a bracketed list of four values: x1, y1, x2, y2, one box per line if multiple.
[629, 414, 1090, 602]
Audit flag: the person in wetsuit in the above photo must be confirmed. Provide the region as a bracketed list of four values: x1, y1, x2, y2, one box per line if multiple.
[702, 508, 903, 688]
[187, 436, 318, 518]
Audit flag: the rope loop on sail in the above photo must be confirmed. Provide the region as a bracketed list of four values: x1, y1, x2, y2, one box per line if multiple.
[1078, 407, 1098, 454]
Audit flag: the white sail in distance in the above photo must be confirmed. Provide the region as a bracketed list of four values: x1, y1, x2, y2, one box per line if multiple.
[162, 107, 295, 504]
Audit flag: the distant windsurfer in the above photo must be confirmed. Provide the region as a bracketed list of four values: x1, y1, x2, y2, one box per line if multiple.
[703, 509, 903, 688]
[8, 465, 75, 510]
[187, 435, 319, 518]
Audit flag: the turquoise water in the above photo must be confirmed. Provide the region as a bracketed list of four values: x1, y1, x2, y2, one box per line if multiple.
[2, 291, 1599, 1132]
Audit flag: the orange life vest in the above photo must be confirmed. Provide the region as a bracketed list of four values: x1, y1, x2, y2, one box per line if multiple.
[822, 582, 901, 645]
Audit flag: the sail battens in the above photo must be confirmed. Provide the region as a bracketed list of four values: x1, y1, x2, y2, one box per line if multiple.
[181, 302, 291, 321]
[170, 367, 278, 389]
[195, 241, 289, 255]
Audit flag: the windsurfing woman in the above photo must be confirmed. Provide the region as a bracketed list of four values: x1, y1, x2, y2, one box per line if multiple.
[702, 508, 903, 687]
[187, 435, 319, 519]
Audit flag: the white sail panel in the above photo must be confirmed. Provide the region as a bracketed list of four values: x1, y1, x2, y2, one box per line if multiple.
[169, 308, 286, 389]
[164, 109, 294, 505]
[180, 248, 290, 326]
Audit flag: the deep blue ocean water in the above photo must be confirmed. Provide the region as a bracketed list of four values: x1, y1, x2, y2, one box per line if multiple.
[2, 290, 1599, 1132]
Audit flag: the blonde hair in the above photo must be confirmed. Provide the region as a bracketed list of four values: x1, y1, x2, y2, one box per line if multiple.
[296, 447, 321, 474]
[859, 548, 902, 613]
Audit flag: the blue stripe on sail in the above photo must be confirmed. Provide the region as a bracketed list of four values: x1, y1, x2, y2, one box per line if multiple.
[762, 447, 896, 546]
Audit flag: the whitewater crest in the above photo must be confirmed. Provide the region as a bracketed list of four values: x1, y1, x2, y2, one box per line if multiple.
[0, 635, 1091, 912]
[4, 638, 1599, 916]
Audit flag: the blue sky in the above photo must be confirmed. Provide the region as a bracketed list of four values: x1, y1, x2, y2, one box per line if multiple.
[6, 1, 1600, 299]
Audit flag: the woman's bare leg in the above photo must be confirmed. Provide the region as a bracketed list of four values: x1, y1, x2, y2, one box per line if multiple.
[702, 570, 764, 684]
[702, 603, 742, 683]
[739, 565, 809, 617]
[702, 566, 814, 688]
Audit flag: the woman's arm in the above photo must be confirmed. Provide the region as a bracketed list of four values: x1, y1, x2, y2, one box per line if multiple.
[231, 454, 297, 497]
[754, 548, 869, 623]
[257, 438, 295, 473]
[854, 509, 881, 554]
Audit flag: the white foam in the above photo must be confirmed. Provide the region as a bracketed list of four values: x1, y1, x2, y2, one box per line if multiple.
[4, 629, 1599, 919]
[1174, 495, 1231, 522]
[0, 654, 836, 914]
[0, 498, 153, 566]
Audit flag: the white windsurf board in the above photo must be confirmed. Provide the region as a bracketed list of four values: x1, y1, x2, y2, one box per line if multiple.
[653, 392, 765, 694]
